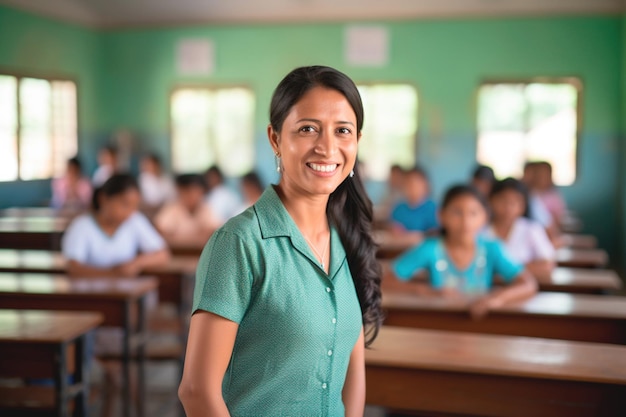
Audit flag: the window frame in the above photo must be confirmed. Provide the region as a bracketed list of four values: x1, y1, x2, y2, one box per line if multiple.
[474, 76, 583, 186]
[354, 80, 421, 180]
[0, 68, 80, 183]
[168, 83, 256, 176]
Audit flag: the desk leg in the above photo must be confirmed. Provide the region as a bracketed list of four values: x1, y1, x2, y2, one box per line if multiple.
[137, 295, 147, 417]
[123, 301, 131, 417]
[55, 342, 69, 417]
[74, 333, 89, 417]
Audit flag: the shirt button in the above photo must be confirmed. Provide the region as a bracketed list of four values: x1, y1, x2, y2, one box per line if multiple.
[327, 350, 333, 356]
[326, 287, 331, 293]
[332, 318, 337, 324]
[322, 382, 327, 389]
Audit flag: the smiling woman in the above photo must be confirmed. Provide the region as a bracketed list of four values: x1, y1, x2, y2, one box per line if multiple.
[179, 66, 383, 417]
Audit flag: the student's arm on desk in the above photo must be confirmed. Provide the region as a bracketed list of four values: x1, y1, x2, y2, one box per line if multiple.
[381, 262, 443, 297]
[179, 311, 236, 417]
[525, 259, 555, 281]
[470, 270, 538, 320]
[66, 249, 170, 278]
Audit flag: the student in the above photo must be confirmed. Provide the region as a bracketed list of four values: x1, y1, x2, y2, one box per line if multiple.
[471, 164, 495, 197]
[390, 184, 537, 319]
[62, 173, 170, 277]
[51, 157, 92, 211]
[389, 166, 438, 235]
[236, 171, 265, 213]
[92, 145, 118, 187]
[138, 153, 176, 208]
[155, 174, 220, 246]
[179, 66, 383, 417]
[485, 178, 556, 280]
[377, 164, 406, 218]
[204, 165, 241, 224]
[533, 161, 567, 224]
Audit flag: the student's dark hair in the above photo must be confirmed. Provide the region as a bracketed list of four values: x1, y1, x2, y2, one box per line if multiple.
[241, 171, 264, 193]
[205, 166, 224, 183]
[175, 174, 207, 191]
[144, 152, 162, 168]
[101, 145, 118, 156]
[406, 165, 429, 182]
[67, 157, 82, 173]
[440, 184, 489, 236]
[490, 177, 531, 218]
[472, 164, 495, 183]
[92, 173, 139, 212]
[270, 65, 382, 346]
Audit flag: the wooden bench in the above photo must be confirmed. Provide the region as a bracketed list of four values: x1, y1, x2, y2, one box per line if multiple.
[0, 218, 66, 251]
[382, 291, 626, 345]
[0, 309, 103, 417]
[365, 326, 626, 416]
[0, 273, 158, 417]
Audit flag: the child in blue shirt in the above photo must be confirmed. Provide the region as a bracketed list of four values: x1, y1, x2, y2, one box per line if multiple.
[390, 166, 438, 234]
[391, 184, 537, 319]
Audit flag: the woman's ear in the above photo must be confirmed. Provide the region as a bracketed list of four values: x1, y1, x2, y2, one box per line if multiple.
[267, 124, 280, 154]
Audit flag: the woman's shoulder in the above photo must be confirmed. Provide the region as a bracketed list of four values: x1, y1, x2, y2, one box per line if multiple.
[214, 205, 260, 239]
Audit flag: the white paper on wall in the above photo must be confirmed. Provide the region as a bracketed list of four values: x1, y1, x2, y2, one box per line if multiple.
[177, 39, 215, 75]
[345, 26, 389, 67]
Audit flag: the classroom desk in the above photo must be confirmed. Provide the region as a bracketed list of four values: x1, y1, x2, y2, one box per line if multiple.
[0, 273, 158, 417]
[560, 233, 598, 249]
[373, 230, 421, 259]
[556, 247, 609, 268]
[0, 309, 103, 417]
[380, 260, 622, 295]
[365, 326, 626, 416]
[382, 291, 626, 345]
[0, 217, 67, 250]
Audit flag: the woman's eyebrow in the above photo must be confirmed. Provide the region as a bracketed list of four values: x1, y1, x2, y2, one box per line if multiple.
[296, 118, 355, 127]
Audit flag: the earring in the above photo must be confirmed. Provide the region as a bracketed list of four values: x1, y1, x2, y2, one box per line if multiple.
[349, 169, 354, 178]
[275, 155, 281, 173]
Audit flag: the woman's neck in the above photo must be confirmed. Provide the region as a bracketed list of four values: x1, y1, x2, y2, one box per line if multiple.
[275, 183, 329, 237]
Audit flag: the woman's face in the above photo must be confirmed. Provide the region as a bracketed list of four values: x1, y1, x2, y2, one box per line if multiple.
[268, 86, 359, 198]
[100, 188, 140, 224]
[440, 194, 487, 242]
[490, 189, 525, 223]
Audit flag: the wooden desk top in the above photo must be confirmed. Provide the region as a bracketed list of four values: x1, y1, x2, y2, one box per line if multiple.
[0, 249, 198, 276]
[0, 273, 158, 300]
[0, 309, 103, 344]
[545, 267, 622, 291]
[382, 291, 626, 320]
[366, 326, 626, 386]
[0, 217, 68, 232]
[560, 234, 598, 249]
[556, 248, 608, 268]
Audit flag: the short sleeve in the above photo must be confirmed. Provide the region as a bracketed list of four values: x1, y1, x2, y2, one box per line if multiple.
[392, 239, 434, 281]
[489, 241, 524, 282]
[422, 200, 439, 231]
[529, 221, 556, 261]
[61, 216, 90, 263]
[192, 230, 253, 324]
[131, 213, 167, 253]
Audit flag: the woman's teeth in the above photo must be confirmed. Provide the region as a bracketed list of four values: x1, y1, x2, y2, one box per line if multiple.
[308, 163, 338, 173]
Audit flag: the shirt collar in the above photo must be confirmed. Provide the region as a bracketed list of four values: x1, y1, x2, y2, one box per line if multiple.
[254, 185, 347, 278]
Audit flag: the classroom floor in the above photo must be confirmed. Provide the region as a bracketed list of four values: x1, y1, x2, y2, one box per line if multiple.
[90, 361, 386, 417]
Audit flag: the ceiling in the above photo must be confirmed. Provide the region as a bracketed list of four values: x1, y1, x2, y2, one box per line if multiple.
[0, 0, 623, 29]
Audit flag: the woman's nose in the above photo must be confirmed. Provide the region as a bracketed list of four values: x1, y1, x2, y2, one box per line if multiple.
[314, 129, 337, 156]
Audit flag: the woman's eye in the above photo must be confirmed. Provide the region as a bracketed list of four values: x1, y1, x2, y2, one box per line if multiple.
[299, 126, 316, 133]
[337, 127, 351, 135]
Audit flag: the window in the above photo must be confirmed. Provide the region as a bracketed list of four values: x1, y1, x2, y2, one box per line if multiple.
[477, 80, 580, 186]
[0, 74, 77, 181]
[357, 84, 418, 181]
[170, 87, 255, 176]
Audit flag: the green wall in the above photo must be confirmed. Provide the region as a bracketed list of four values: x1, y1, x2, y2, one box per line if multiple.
[0, 6, 623, 266]
[0, 5, 101, 205]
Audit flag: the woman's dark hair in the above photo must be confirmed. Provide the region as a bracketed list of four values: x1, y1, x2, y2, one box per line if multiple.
[175, 174, 207, 191]
[241, 172, 264, 193]
[440, 184, 489, 236]
[92, 173, 139, 212]
[270, 65, 382, 346]
[472, 164, 495, 183]
[490, 177, 531, 218]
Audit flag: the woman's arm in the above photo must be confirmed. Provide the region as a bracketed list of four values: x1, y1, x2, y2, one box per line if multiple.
[343, 328, 365, 417]
[179, 311, 238, 417]
[470, 270, 538, 319]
